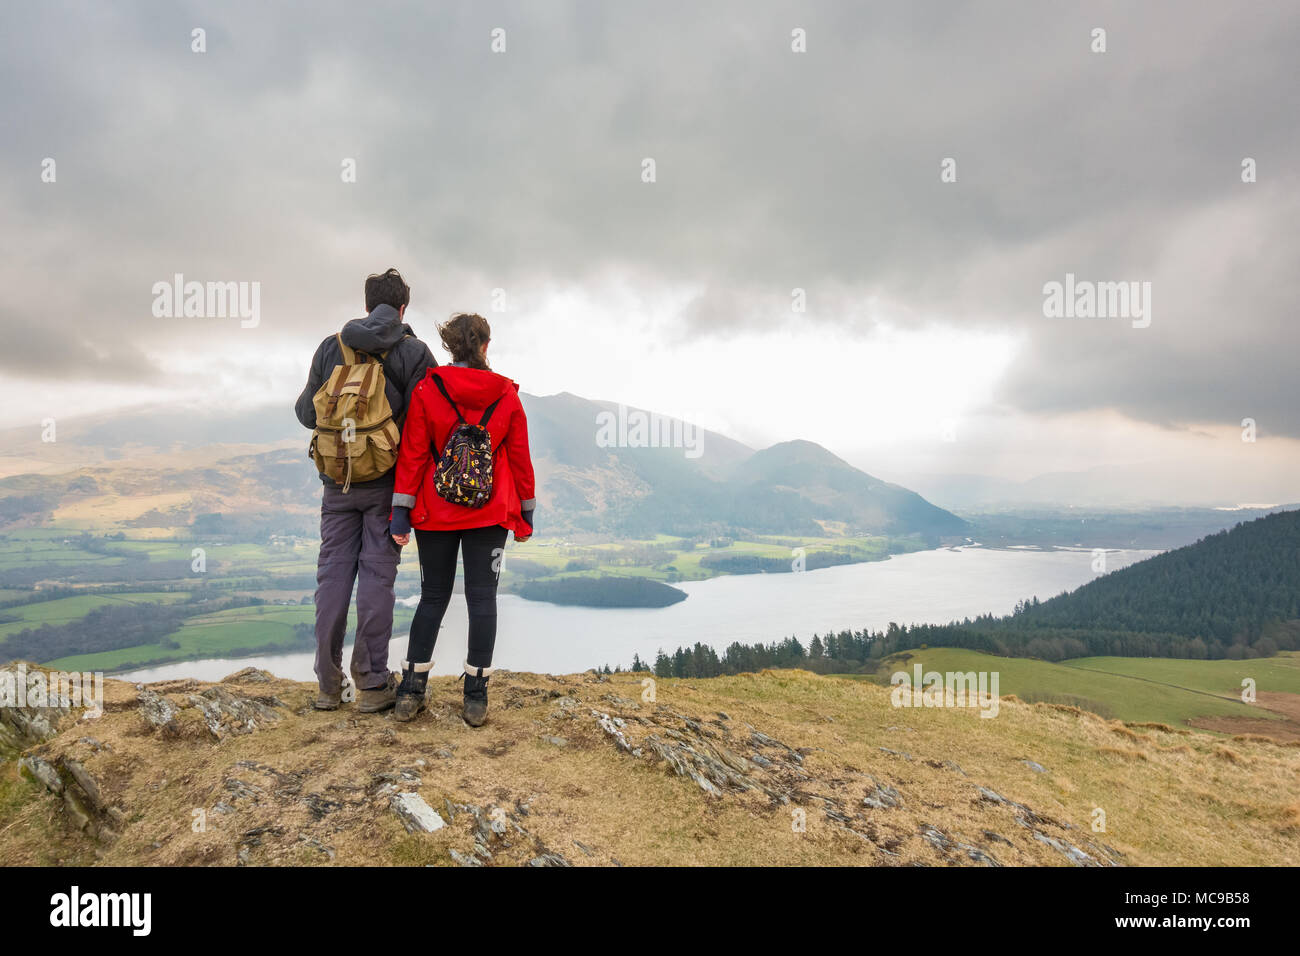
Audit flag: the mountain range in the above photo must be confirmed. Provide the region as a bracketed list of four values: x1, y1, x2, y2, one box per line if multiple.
[0, 393, 968, 540]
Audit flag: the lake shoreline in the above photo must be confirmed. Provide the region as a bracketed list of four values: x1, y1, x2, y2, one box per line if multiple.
[115, 546, 1160, 682]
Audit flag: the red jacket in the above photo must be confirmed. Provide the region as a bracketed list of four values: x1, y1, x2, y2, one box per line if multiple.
[391, 366, 536, 535]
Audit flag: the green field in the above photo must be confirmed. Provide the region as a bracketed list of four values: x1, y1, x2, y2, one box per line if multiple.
[0, 592, 192, 639]
[43, 603, 418, 673]
[852, 647, 1295, 728]
[1065, 654, 1300, 698]
[3, 528, 917, 672]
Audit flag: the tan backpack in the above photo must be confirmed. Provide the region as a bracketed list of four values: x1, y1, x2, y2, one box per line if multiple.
[308, 333, 405, 491]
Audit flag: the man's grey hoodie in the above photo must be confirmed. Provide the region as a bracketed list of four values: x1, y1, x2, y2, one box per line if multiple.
[295, 304, 437, 488]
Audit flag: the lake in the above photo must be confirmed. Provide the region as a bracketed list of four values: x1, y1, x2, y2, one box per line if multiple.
[118, 546, 1158, 682]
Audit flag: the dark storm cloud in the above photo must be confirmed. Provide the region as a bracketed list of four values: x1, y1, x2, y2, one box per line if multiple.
[1, 1, 1297, 432]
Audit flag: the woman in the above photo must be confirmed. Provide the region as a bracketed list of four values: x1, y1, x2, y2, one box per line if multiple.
[388, 312, 535, 725]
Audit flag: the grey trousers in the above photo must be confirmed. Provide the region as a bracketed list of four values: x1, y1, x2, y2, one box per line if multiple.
[313, 482, 401, 692]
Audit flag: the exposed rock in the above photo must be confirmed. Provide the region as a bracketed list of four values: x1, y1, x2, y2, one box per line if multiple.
[751, 731, 803, 764]
[63, 789, 93, 833]
[223, 778, 265, 802]
[526, 852, 571, 867]
[0, 667, 72, 748]
[390, 793, 446, 833]
[976, 786, 1121, 866]
[549, 696, 580, 719]
[222, 667, 273, 684]
[187, 686, 283, 740]
[137, 689, 178, 732]
[919, 823, 1001, 866]
[1022, 759, 1048, 774]
[19, 755, 62, 793]
[862, 776, 903, 810]
[62, 758, 104, 810]
[592, 710, 634, 752]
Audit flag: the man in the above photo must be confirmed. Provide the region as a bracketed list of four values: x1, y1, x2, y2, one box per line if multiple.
[295, 268, 435, 712]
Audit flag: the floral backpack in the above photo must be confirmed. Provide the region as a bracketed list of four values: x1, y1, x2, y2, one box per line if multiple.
[430, 375, 503, 508]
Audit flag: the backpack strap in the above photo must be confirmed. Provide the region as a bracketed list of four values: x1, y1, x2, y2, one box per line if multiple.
[432, 373, 504, 433]
[479, 396, 503, 427]
[335, 333, 358, 365]
[431, 375, 467, 425]
[355, 361, 377, 419]
[325, 336, 352, 419]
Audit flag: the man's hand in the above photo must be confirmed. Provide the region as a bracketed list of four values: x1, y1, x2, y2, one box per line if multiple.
[391, 533, 410, 546]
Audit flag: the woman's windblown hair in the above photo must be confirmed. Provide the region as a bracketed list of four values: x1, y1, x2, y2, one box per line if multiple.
[438, 312, 492, 369]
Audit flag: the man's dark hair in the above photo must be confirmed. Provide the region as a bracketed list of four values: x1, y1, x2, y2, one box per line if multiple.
[364, 268, 410, 312]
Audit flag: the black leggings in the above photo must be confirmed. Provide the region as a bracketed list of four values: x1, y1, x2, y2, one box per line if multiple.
[407, 525, 509, 670]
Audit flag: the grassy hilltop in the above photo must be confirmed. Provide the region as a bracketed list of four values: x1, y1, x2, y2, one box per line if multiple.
[2, 665, 1297, 867]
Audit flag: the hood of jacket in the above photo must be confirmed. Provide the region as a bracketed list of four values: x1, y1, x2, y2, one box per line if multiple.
[426, 364, 517, 410]
[340, 304, 414, 354]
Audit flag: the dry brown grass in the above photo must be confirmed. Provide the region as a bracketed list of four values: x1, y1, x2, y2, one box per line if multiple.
[3, 668, 1298, 867]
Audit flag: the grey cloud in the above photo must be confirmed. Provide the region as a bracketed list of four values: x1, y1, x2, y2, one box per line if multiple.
[1, 1, 1297, 433]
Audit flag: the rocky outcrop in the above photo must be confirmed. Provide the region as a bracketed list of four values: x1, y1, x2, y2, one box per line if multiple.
[573, 698, 1125, 867]
[0, 664, 75, 752]
[18, 752, 126, 844]
[1, 667, 1149, 866]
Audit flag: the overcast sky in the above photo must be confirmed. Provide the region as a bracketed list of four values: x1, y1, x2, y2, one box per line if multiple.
[4, 1, 1298, 504]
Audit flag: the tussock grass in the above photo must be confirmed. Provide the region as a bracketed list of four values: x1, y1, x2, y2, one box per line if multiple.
[3, 668, 1298, 866]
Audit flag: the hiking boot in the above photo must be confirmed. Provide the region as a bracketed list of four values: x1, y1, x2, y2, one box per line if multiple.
[314, 685, 342, 710]
[393, 660, 432, 723]
[358, 672, 399, 713]
[460, 663, 493, 727]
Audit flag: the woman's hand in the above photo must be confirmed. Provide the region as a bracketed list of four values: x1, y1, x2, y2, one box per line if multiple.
[388, 505, 412, 547]
[515, 508, 534, 543]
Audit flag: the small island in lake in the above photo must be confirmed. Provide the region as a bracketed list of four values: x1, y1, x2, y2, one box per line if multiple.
[515, 575, 688, 608]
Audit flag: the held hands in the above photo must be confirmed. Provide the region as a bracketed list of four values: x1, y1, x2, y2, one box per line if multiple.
[386, 505, 529, 543]
[389, 505, 412, 547]
[515, 508, 534, 543]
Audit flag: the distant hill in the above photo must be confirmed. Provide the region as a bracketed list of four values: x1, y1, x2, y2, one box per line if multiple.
[523, 394, 965, 539]
[1012, 509, 1300, 645]
[3, 394, 966, 541]
[888, 509, 1300, 661]
[731, 440, 968, 537]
